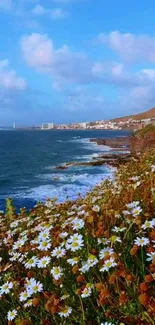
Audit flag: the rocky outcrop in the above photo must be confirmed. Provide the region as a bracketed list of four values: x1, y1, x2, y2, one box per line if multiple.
[130, 125, 155, 154]
[56, 153, 131, 170]
[90, 137, 130, 149]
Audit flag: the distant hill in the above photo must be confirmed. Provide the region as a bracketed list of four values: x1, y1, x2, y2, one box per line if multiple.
[111, 106, 155, 122]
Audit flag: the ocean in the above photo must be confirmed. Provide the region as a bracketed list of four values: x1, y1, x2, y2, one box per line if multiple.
[0, 129, 130, 211]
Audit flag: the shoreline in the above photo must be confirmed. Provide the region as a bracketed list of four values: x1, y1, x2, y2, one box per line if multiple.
[56, 135, 132, 170]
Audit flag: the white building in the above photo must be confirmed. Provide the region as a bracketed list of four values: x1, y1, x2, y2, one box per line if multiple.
[41, 123, 54, 130]
[78, 122, 87, 129]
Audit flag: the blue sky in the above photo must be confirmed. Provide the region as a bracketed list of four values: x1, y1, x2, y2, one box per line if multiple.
[1, 0, 155, 126]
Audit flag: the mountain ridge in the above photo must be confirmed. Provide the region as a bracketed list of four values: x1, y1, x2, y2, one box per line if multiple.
[111, 106, 155, 122]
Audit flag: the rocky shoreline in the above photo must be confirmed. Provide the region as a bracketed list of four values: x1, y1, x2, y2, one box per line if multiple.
[56, 135, 132, 170]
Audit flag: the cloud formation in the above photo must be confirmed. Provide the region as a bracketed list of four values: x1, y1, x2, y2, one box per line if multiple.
[0, 59, 27, 90]
[97, 31, 155, 62]
[32, 5, 68, 20]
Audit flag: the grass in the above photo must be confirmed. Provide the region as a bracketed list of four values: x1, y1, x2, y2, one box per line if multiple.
[0, 150, 155, 325]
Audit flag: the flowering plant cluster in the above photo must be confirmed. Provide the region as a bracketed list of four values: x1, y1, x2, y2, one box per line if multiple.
[0, 150, 155, 324]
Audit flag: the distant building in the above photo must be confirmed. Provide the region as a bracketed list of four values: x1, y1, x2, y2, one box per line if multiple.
[41, 123, 54, 130]
[78, 122, 87, 129]
[13, 122, 16, 129]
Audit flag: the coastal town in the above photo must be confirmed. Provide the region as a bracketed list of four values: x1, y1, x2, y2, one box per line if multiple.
[13, 116, 155, 131]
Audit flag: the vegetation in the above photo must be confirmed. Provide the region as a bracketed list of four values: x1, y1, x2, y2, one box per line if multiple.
[0, 150, 155, 325]
[134, 124, 155, 137]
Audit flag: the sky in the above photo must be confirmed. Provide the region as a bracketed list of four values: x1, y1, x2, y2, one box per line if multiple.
[1, 0, 155, 126]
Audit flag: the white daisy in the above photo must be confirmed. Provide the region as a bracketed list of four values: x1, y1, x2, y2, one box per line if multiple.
[38, 240, 51, 251]
[134, 237, 149, 247]
[58, 306, 72, 318]
[19, 290, 30, 302]
[99, 247, 114, 260]
[27, 280, 43, 295]
[100, 258, 117, 272]
[52, 246, 66, 258]
[81, 287, 92, 298]
[51, 266, 63, 280]
[25, 256, 38, 269]
[72, 218, 84, 230]
[142, 220, 155, 229]
[67, 256, 80, 266]
[132, 206, 142, 217]
[0, 281, 13, 295]
[37, 256, 51, 268]
[146, 252, 155, 262]
[7, 309, 17, 321]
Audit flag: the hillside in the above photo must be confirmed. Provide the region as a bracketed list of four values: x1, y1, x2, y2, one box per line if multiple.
[111, 106, 155, 122]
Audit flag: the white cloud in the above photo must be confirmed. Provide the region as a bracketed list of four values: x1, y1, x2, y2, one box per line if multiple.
[32, 5, 45, 15]
[97, 31, 155, 62]
[0, 0, 12, 10]
[32, 4, 68, 20]
[21, 33, 93, 83]
[0, 59, 27, 90]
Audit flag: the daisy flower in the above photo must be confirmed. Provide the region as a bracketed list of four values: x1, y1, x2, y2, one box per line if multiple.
[24, 299, 33, 308]
[81, 287, 92, 298]
[99, 247, 114, 260]
[52, 246, 66, 258]
[134, 237, 149, 247]
[38, 240, 51, 251]
[7, 309, 17, 321]
[100, 258, 117, 272]
[92, 205, 100, 212]
[142, 220, 155, 229]
[146, 252, 155, 262]
[37, 256, 51, 268]
[25, 256, 38, 269]
[132, 206, 142, 217]
[51, 266, 63, 280]
[58, 306, 72, 318]
[112, 226, 126, 233]
[38, 230, 50, 241]
[72, 218, 84, 230]
[67, 256, 80, 266]
[0, 281, 13, 295]
[19, 291, 30, 302]
[27, 280, 43, 295]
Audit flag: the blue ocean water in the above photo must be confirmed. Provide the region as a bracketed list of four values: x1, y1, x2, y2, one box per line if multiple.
[0, 129, 130, 210]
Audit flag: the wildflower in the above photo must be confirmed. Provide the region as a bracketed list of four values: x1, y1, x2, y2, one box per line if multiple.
[19, 291, 30, 302]
[52, 246, 66, 258]
[37, 256, 51, 268]
[25, 256, 38, 269]
[9, 252, 21, 261]
[0, 281, 13, 295]
[92, 205, 100, 212]
[27, 280, 43, 295]
[51, 266, 63, 280]
[151, 165, 155, 172]
[81, 287, 92, 298]
[134, 237, 150, 247]
[146, 252, 155, 262]
[59, 232, 68, 238]
[127, 201, 140, 209]
[132, 206, 142, 217]
[87, 254, 98, 267]
[101, 323, 115, 325]
[13, 238, 26, 250]
[110, 235, 121, 244]
[112, 226, 126, 233]
[142, 220, 155, 229]
[97, 237, 110, 245]
[67, 256, 80, 265]
[100, 258, 117, 272]
[58, 306, 72, 318]
[38, 240, 51, 251]
[99, 247, 114, 259]
[24, 299, 33, 308]
[38, 230, 50, 241]
[7, 309, 17, 321]
[66, 233, 84, 251]
[72, 218, 84, 230]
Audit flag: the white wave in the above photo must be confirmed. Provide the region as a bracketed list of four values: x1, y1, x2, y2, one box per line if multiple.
[12, 167, 114, 203]
[69, 137, 111, 152]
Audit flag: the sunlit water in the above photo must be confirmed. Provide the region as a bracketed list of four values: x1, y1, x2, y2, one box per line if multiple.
[0, 129, 130, 210]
